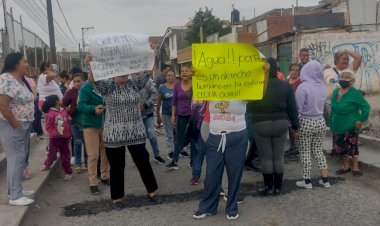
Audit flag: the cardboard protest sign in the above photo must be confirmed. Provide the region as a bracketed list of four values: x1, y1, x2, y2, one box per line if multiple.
[87, 33, 154, 81]
[192, 43, 266, 100]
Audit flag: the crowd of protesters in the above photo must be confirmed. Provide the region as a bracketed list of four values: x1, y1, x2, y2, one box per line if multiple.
[0, 46, 371, 221]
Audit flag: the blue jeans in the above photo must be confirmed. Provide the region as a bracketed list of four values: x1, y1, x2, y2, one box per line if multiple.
[143, 116, 160, 157]
[192, 137, 206, 178]
[70, 124, 87, 166]
[198, 129, 248, 215]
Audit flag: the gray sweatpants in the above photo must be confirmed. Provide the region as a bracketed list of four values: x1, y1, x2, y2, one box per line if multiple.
[253, 120, 289, 174]
[0, 120, 31, 200]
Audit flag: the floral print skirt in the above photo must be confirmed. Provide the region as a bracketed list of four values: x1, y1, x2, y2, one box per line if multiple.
[333, 129, 359, 156]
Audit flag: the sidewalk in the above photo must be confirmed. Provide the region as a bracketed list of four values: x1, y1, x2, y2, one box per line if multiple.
[0, 131, 379, 226]
[0, 135, 51, 226]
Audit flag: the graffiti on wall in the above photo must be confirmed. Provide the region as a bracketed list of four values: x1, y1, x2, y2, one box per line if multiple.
[307, 40, 380, 91]
[308, 41, 333, 65]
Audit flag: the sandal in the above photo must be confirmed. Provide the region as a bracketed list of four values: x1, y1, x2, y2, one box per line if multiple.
[352, 171, 363, 177]
[336, 168, 351, 175]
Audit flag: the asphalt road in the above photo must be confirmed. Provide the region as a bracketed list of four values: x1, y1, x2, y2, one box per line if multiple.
[21, 135, 380, 226]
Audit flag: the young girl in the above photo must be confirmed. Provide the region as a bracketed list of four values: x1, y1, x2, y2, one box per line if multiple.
[40, 95, 73, 181]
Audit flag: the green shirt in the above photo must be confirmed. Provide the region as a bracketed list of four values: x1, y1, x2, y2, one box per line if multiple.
[330, 87, 370, 135]
[77, 81, 105, 128]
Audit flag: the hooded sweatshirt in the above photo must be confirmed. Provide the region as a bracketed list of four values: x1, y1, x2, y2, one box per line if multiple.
[295, 60, 327, 119]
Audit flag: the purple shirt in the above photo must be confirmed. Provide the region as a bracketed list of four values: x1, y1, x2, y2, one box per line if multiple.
[172, 82, 192, 116]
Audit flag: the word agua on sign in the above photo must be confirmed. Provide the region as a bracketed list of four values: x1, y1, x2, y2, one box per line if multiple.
[195, 48, 265, 69]
[100, 43, 133, 57]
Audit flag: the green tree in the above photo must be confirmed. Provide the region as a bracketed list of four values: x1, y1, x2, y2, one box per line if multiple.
[186, 7, 231, 44]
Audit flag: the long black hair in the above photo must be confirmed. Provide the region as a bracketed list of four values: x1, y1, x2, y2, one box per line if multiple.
[42, 95, 59, 113]
[1, 52, 24, 74]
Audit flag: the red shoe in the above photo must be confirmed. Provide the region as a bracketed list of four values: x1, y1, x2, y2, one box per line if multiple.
[191, 176, 200, 185]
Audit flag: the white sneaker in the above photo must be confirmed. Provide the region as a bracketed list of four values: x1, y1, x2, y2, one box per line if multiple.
[227, 213, 239, 220]
[9, 197, 34, 206]
[70, 157, 75, 166]
[319, 180, 331, 188]
[8, 190, 35, 198]
[23, 190, 35, 196]
[296, 180, 313, 189]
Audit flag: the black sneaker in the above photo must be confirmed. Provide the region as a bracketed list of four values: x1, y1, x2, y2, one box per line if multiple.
[167, 152, 173, 161]
[90, 186, 100, 195]
[101, 179, 110, 186]
[112, 201, 124, 211]
[148, 195, 163, 204]
[154, 156, 166, 164]
[180, 151, 190, 157]
[223, 194, 245, 204]
[166, 161, 178, 170]
[336, 168, 351, 175]
[193, 210, 210, 219]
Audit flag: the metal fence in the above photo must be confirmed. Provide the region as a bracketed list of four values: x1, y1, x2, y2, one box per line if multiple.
[1, 10, 78, 76]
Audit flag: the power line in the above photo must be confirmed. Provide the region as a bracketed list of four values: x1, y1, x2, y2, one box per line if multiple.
[35, 0, 77, 47]
[55, 0, 77, 44]
[13, 0, 77, 49]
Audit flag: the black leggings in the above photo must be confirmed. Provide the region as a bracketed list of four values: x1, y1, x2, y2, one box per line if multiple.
[105, 143, 158, 200]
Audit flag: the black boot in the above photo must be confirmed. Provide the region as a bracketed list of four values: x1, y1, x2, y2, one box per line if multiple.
[259, 174, 274, 196]
[273, 173, 283, 195]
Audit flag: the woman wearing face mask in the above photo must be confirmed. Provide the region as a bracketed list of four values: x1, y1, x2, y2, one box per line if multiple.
[87, 68, 162, 211]
[330, 71, 370, 177]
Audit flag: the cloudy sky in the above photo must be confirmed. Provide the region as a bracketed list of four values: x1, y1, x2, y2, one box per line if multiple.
[2, 0, 319, 50]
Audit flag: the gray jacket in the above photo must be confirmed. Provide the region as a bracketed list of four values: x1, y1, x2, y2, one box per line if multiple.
[139, 79, 157, 118]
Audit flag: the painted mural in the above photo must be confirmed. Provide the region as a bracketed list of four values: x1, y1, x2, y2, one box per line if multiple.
[301, 33, 380, 92]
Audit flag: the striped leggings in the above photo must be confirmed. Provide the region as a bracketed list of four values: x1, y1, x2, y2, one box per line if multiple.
[297, 117, 328, 180]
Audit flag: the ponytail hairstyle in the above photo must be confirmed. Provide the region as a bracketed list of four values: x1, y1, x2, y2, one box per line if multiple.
[42, 95, 59, 113]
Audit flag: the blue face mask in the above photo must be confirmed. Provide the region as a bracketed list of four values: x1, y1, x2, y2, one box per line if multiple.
[339, 80, 351, 89]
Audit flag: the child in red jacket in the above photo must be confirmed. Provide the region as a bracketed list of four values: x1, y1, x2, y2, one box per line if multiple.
[40, 94, 73, 181]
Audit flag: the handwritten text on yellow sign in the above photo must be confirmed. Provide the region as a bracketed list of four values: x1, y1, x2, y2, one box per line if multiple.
[192, 43, 265, 100]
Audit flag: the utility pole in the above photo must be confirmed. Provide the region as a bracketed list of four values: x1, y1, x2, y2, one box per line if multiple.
[81, 26, 94, 69]
[2, 0, 11, 57]
[46, 0, 57, 64]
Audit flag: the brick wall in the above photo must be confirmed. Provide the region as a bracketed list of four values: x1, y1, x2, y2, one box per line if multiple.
[266, 16, 294, 40]
[177, 46, 192, 63]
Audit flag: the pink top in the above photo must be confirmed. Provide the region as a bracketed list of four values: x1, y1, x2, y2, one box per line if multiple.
[45, 108, 71, 139]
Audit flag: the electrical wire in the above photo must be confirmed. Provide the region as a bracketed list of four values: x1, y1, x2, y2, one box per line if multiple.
[55, 0, 78, 44]
[13, 0, 77, 50]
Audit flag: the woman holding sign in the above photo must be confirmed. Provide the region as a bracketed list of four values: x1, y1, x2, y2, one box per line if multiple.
[87, 65, 162, 210]
[250, 57, 299, 196]
[193, 62, 270, 221]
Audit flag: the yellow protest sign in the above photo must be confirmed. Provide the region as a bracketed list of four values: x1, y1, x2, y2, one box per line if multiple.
[192, 43, 265, 100]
